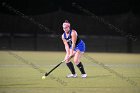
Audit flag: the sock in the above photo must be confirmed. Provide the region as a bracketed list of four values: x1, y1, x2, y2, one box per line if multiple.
[77, 62, 86, 74]
[66, 62, 75, 74]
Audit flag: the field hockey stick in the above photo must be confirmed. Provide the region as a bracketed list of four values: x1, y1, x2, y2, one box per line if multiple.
[44, 54, 75, 77]
[44, 60, 65, 76]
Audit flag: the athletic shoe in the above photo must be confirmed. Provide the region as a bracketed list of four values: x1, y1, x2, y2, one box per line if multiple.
[66, 74, 77, 78]
[81, 74, 87, 78]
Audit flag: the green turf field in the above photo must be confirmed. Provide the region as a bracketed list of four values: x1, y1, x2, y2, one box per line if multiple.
[0, 51, 140, 93]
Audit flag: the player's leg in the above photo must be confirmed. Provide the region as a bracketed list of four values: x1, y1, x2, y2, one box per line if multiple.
[73, 50, 87, 78]
[65, 53, 77, 78]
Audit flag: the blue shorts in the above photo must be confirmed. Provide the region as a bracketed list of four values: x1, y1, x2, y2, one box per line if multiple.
[70, 40, 86, 52]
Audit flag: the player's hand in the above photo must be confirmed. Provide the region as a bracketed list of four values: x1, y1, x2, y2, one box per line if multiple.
[67, 55, 73, 61]
[69, 53, 75, 59]
[64, 53, 75, 62]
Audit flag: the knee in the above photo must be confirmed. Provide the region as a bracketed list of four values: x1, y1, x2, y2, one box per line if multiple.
[73, 58, 80, 65]
[65, 59, 70, 63]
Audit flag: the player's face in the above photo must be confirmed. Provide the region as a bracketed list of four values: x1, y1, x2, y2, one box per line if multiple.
[63, 26, 70, 33]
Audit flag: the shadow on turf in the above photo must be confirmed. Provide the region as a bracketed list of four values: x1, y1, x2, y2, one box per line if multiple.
[87, 74, 112, 78]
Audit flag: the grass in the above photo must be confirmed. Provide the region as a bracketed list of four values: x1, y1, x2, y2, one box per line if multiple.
[0, 51, 140, 93]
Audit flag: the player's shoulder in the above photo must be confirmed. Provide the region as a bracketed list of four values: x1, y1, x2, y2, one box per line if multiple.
[71, 29, 77, 34]
[71, 29, 78, 35]
[72, 29, 76, 32]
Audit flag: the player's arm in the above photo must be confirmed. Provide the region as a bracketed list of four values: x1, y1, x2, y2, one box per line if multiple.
[70, 30, 77, 56]
[61, 34, 70, 60]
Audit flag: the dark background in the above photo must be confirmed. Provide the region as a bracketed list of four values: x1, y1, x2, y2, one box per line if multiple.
[0, 0, 140, 52]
